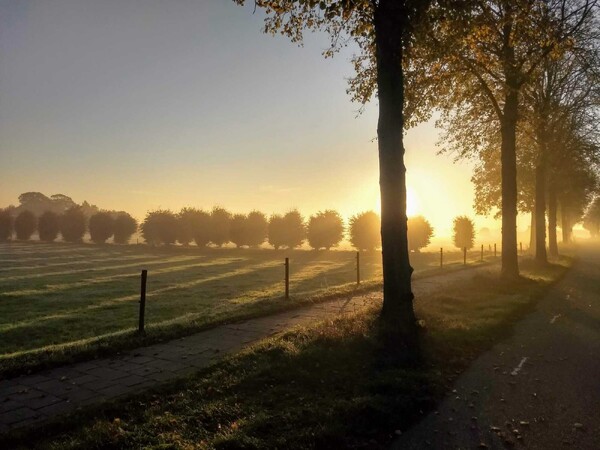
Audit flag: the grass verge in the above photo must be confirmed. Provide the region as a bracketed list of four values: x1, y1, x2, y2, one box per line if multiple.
[1, 257, 570, 449]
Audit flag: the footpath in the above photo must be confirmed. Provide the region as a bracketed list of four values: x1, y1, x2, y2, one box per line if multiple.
[0, 264, 494, 434]
[393, 245, 600, 449]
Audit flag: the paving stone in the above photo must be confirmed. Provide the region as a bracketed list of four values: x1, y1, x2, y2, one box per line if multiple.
[35, 401, 73, 418]
[0, 407, 39, 425]
[74, 361, 101, 372]
[35, 380, 76, 397]
[69, 373, 101, 386]
[19, 375, 54, 387]
[125, 355, 155, 365]
[63, 388, 99, 404]
[97, 383, 135, 398]
[124, 364, 162, 377]
[46, 367, 84, 379]
[7, 388, 46, 401]
[112, 361, 145, 373]
[0, 399, 25, 414]
[81, 378, 119, 392]
[85, 367, 129, 381]
[118, 375, 149, 387]
[0, 384, 30, 398]
[26, 394, 63, 410]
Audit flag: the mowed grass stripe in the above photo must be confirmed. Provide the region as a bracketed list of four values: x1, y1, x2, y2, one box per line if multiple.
[226, 259, 356, 305]
[0, 254, 206, 282]
[0, 251, 155, 270]
[0, 258, 267, 332]
[0, 261, 285, 355]
[0, 244, 101, 257]
[0, 257, 246, 297]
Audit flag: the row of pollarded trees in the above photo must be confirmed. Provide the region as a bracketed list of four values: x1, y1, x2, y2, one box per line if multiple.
[140, 207, 442, 252]
[0, 207, 138, 244]
[140, 208, 348, 249]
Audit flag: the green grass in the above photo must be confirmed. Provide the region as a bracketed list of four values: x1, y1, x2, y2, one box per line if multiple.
[0, 242, 490, 377]
[1, 257, 571, 449]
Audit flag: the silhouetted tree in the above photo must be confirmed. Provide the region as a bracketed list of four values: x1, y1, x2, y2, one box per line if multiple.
[177, 207, 199, 246]
[307, 210, 344, 250]
[113, 213, 138, 244]
[89, 212, 115, 244]
[235, 0, 435, 339]
[268, 214, 286, 250]
[282, 209, 306, 249]
[453, 216, 476, 250]
[407, 216, 434, 252]
[60, 206, 86, 243]
[50, 194, 76, 213]
[418, 0, 595, 278]
[230, 213, 248, 248]
[141, 210, 178, 245]
[349, 211, 381, 251]
[583, 197, 600, 237]
[190, 209, 212, 247]
[0, 209, 13, 241]
[14, 210, 37, 241]
[16, 192, 53, 217]
[80, 200, 100, 218]
[210, 207, 232, 247]
[38, 211, 60, 242]
[245, 210, 268, 248]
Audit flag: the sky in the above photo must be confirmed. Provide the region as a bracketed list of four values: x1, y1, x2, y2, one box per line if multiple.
[0, 0, 512, 239]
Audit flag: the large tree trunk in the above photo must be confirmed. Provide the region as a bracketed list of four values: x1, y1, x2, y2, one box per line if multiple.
[529, 211, 536, 251]
[500, 86, 520, 279]
[534, 154, 548, 263]
[548, 183, 558, 257]
[560, 199, 571, 244]
[374, 1, 417, 339]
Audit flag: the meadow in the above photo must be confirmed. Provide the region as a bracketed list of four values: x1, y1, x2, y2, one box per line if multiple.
[0, 241, 487, 374]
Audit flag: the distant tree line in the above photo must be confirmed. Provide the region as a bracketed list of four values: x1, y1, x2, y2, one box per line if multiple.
[0, 191, 139, 244]
[0, 207, 138, 244]
[0, 192, 485, 252]
[138, 207, 442, 252]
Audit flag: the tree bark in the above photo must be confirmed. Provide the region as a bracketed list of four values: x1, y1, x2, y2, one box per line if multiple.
[534, 154, 548, 263]
[374, 0, 417, 339]
[500, 85, 520, 278]
[529, 211, 536, 250]
[560, 199, 571, 244]
[548, 183, 558, 257]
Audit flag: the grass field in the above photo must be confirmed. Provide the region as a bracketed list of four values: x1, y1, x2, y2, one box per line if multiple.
[0, 241, 489, 375]
[2, 258, 570, 449]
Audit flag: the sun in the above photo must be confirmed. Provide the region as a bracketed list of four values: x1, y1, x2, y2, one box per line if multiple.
[406, 187, 419, 217]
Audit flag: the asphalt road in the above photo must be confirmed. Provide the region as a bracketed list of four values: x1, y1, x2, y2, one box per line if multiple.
[393, 242, 600, 450]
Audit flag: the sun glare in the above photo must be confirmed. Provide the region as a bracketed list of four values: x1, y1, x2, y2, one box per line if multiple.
[373, 187, 419, 217]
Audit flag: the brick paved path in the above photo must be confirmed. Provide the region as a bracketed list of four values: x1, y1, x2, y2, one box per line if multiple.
[0, 264, 495, 434]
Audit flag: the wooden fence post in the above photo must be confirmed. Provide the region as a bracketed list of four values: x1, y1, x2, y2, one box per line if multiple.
[463, 247, 467, 265]
[494, 243, 497, 257]
[440, 248, 443, 268]
[139, 269, 147, 333]
[481, 244, 484, 261]
[284, 257, 289, 299]
[520, 242, 523, 255]
[356, 251, 360, 286]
